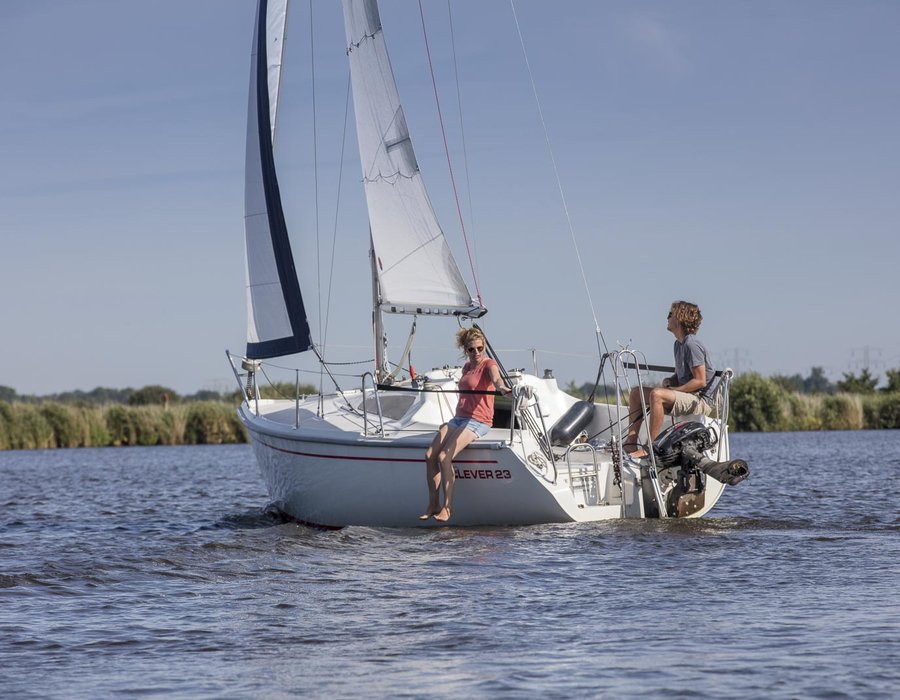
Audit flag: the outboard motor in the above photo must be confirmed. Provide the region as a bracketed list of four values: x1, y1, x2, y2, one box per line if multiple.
[653, 422, 750, 486]
[645, 421, 750, 518]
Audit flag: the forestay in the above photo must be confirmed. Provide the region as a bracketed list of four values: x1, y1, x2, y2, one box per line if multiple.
[342, 0, 482, 317]
[243, 0, 313, 359]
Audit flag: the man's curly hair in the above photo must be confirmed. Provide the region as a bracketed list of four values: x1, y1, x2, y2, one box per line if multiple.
[671, 300, 702, 335]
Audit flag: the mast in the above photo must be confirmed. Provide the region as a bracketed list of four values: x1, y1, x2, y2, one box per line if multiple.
[370, 235, 389, 383]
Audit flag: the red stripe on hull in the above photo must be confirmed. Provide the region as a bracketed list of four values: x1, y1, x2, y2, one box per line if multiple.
[256, 438, 498, 464]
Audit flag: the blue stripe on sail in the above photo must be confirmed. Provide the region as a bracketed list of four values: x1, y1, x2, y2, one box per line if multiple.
[247, 0, 313, 360]
[247, 335, 308, 359]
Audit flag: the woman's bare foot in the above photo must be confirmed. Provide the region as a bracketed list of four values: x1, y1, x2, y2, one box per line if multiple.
[433, 506, 452, 522]
[419, 507, 439, 520]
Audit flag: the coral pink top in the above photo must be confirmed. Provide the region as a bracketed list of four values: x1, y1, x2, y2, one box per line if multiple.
[455, 358, 499, 425]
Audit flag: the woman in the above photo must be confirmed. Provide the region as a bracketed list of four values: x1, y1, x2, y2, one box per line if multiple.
[421, 328, 511, 522]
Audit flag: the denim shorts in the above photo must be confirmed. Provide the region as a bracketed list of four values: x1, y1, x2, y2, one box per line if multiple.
[449, 416, 491, 438]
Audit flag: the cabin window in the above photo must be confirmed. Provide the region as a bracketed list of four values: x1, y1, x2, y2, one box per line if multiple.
[356, 393, 416, 421]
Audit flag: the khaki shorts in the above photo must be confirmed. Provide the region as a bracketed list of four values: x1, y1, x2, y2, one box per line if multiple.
[671, 391, 713, 417]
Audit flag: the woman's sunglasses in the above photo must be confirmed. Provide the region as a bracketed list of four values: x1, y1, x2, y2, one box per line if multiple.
[466, 345, 484, 354]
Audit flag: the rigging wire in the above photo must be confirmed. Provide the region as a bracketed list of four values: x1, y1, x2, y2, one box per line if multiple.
[322, 72, 353, 356]
[446, 1, 480, 288]
[509, 0, 609, 360]
[417, 0, 483, 307]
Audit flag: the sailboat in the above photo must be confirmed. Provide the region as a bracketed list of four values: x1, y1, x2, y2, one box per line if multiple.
[227, 0, 748, 528]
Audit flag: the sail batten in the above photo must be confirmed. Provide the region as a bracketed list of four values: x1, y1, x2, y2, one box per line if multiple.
[342, 0, 483, 317]
[244, 0, 313, 359]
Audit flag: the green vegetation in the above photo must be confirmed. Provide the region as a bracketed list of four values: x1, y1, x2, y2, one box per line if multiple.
[0, 401, 245, 450]
[728, 372, 900, 432]
[0, 380, 317, 451]
[2, 368, 899, 450]
[184, 403, 246, 445]
[564, 381, 621, 404]
[566, 366, 900, 433]
[729, 373, 787, 432]
[769, 366, 835, 394]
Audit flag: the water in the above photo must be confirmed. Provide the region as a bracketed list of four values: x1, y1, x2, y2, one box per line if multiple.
[2, 432, 898, 698]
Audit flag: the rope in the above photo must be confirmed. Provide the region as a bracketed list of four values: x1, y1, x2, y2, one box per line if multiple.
[473, 323, 511, 387]
[417, 0, 482, 306]
[322, 358, 375, 367]
[509, 0, 608, 358]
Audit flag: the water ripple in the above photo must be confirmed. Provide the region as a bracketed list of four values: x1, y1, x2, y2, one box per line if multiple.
[1, 439, 899, 698]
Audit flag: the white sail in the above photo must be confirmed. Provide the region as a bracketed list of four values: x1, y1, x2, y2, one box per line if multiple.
[341, 0, 482, 317]
[244, 0, 312, 359]
[264, 0, 288, 144]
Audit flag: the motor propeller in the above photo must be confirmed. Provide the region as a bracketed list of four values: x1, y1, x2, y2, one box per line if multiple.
[679, 443, 750, 486]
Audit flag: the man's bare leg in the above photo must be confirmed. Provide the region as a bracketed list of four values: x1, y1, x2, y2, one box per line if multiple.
[648, 387, 676, 442]
[626, 386, 653, 456]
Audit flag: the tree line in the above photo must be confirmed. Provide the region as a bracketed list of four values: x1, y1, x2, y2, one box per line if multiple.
[0, 382, 317, 451]
[769, 366, 900, 395]
[0, 384, 239, 406]
[565, 366, 900, 432]
[565, 366, 900, 400]
[0, 382, 318, 407]
[2, 367, 899, 450]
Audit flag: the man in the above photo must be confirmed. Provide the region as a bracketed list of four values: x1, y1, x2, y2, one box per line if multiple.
[625, 300, 718, 458]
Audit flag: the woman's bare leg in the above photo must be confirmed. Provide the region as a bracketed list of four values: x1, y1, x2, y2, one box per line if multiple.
[420, 424, 449, 519]
[434, 427, 479, 522]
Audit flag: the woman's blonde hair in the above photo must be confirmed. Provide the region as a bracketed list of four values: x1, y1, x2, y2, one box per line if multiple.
[456, 327, 486, 351]
[670, 300, 703, 335]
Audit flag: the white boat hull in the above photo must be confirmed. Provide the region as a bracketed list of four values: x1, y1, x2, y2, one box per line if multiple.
[238, 376, 727, 528]
[248, 430, 581, 527]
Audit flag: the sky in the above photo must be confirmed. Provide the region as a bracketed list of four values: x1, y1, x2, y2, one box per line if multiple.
[2, 0, 899, 396]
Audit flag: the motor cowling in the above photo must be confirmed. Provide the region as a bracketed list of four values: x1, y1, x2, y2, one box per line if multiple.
[652, 422, 716, 467]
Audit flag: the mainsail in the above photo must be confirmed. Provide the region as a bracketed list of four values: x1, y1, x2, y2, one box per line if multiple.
[243, 0, 313, 359]
[342, 0, 482, 317]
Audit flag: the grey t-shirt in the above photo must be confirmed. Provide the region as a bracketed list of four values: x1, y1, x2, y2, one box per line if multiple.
[674, 335, 718, 403]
